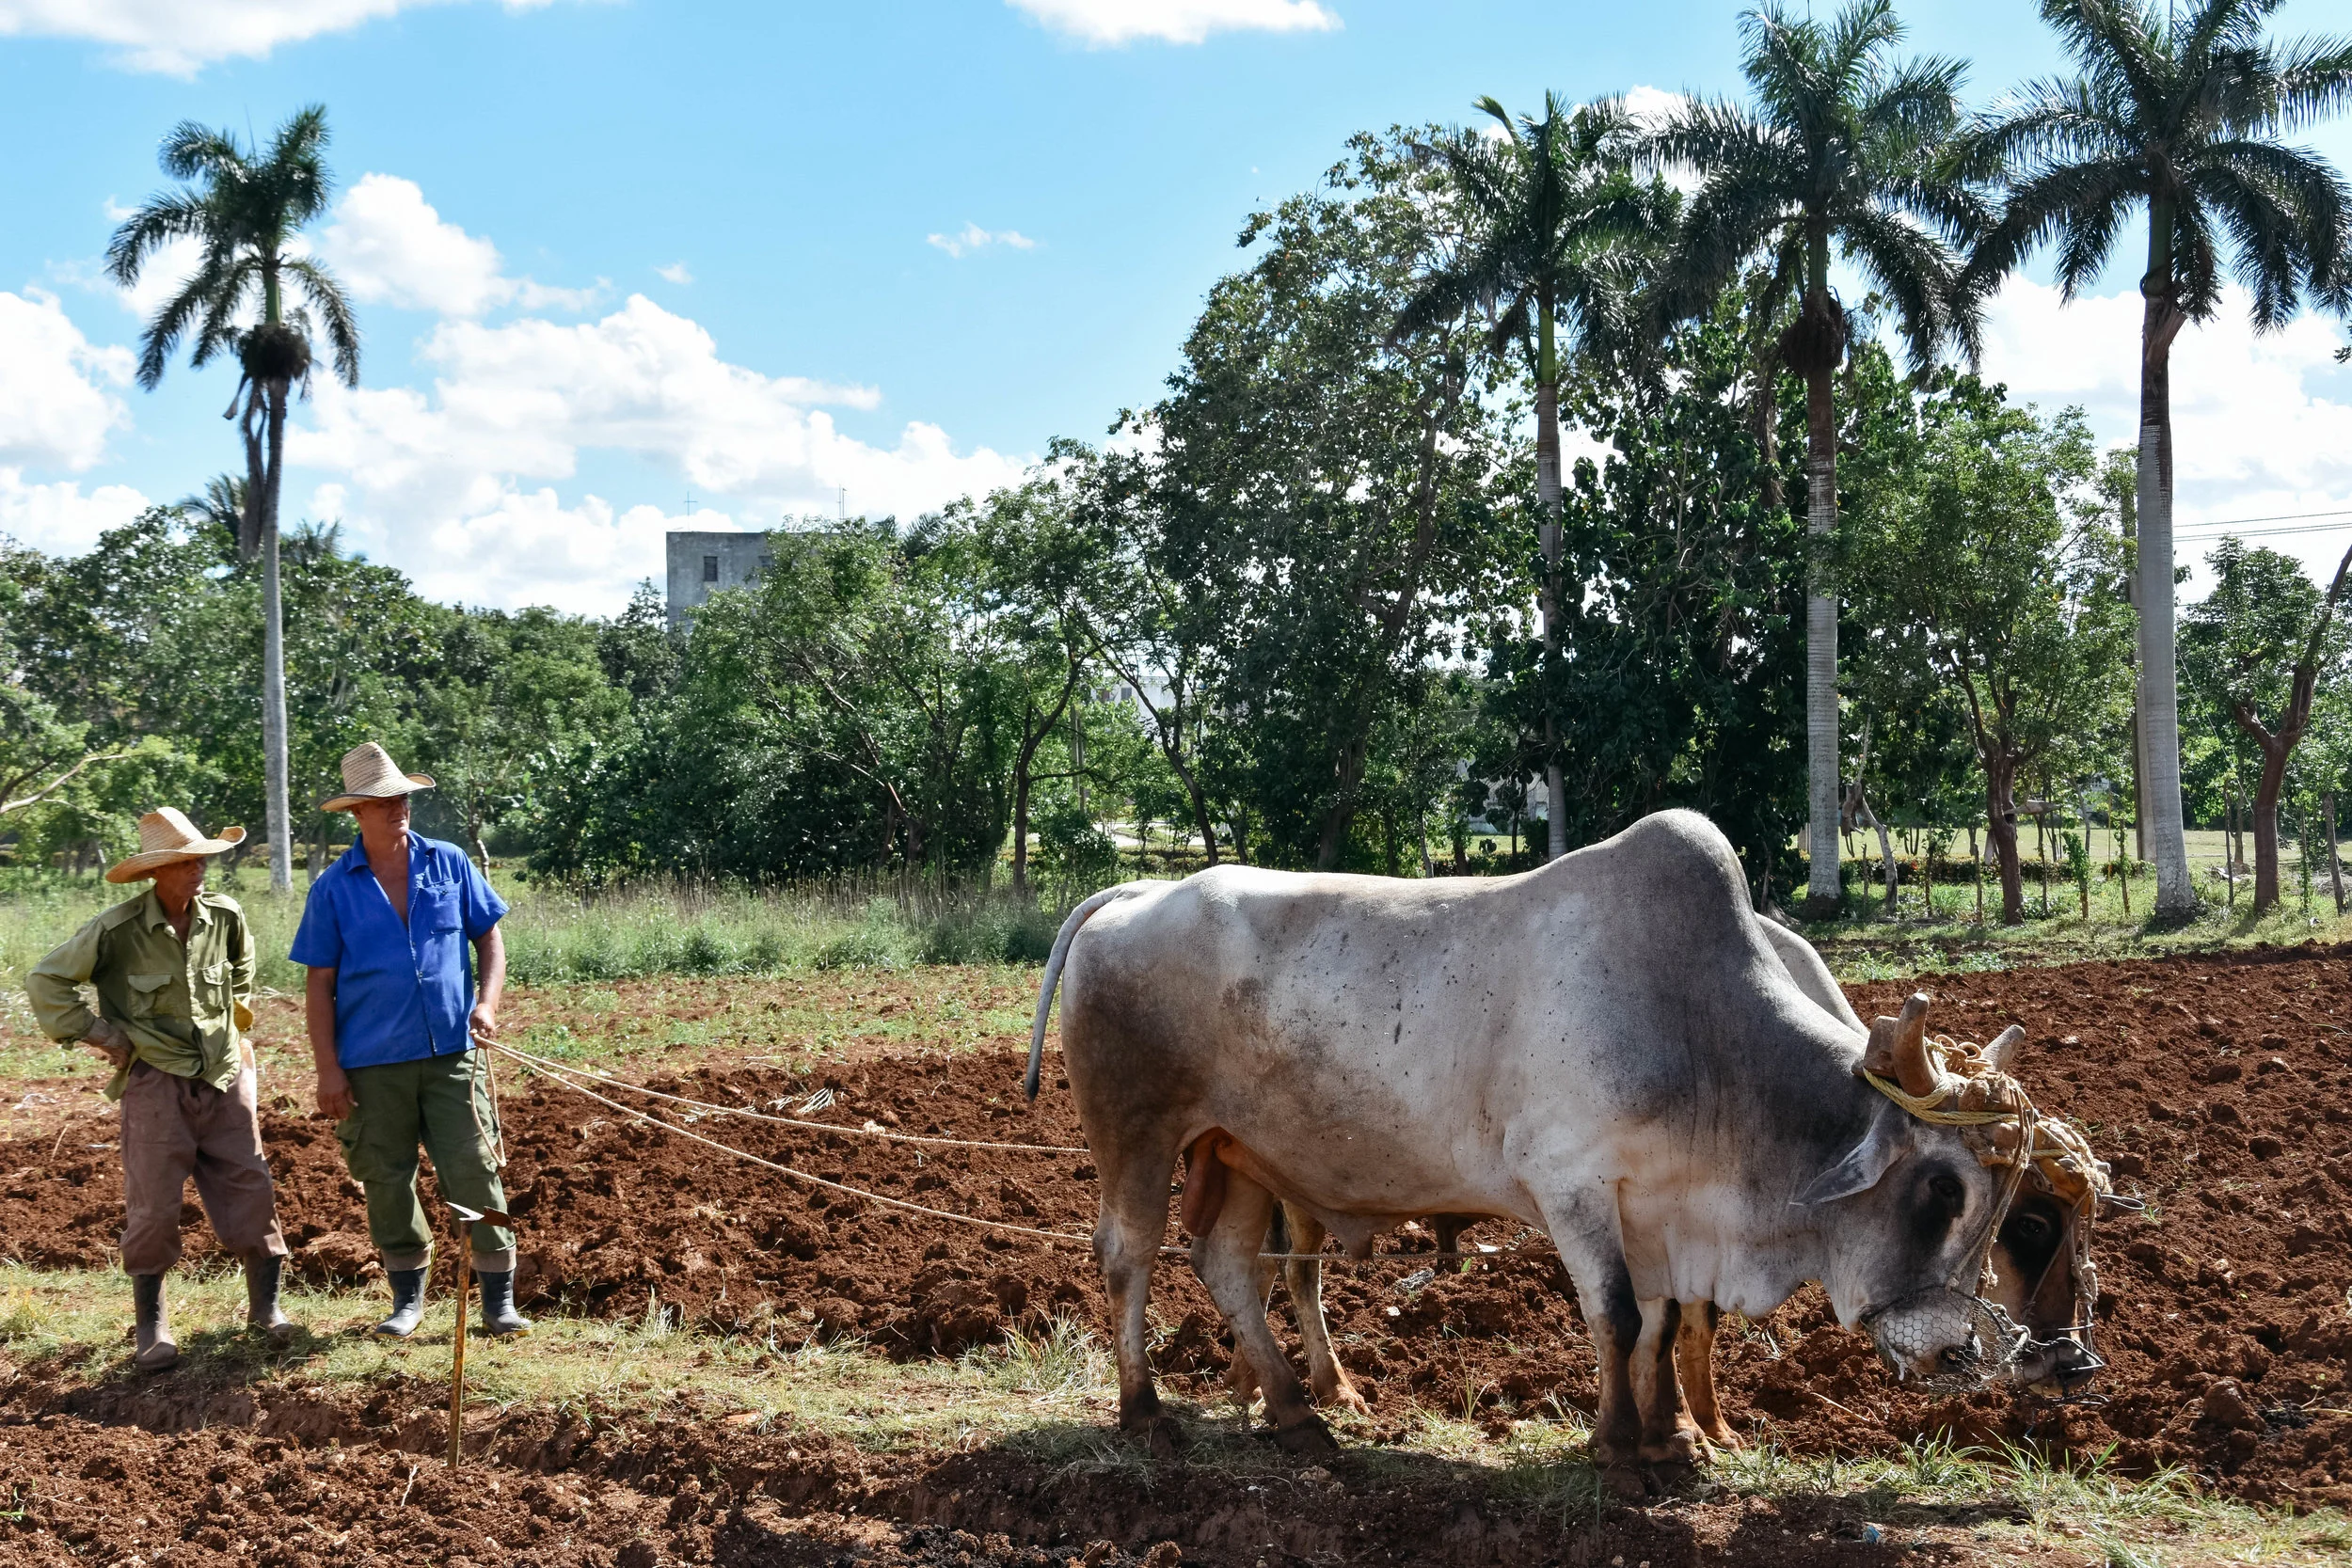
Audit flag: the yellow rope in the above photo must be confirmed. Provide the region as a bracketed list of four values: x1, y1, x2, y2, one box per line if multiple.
[1859, 1070, 2015, 1125]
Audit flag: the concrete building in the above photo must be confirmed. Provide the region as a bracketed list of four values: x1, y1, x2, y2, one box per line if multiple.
[665, 531, 775, 628]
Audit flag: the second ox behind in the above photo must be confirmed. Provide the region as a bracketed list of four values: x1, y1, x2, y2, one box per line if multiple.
[1025, 809, 2107, 1476]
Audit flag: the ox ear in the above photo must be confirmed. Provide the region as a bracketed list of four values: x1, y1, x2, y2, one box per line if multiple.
[1792, 1105, 1911, 1207]
[1860, 991, 1939, 1098]
[1984, 1024, 2026, 1075]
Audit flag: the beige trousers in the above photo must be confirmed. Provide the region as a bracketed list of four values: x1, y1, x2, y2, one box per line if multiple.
[119, 1060, 288, 1275]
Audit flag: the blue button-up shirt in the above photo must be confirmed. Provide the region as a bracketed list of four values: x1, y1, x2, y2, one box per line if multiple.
[289, 832, 510, 1070]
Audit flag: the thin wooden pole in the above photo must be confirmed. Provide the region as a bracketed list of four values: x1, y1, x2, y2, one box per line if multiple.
[448, 1220, 470, 1468]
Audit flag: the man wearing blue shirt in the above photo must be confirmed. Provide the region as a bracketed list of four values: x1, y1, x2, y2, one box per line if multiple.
[292, 742, 530, 1338]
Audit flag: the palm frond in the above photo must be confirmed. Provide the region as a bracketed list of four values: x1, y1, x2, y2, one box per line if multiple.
[1839, 201, 1963, 372]
[103, 191, 212, 287]
[281, 256, 362, 386]
[2268, 34, 2352, 131]
[156, 120, 246, 183]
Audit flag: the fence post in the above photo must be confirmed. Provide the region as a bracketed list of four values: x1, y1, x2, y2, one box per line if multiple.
[2328, 793, 2344, 916]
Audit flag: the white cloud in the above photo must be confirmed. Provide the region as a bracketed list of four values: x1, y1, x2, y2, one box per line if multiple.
[1976, 276, 2352, 596]
[926, 223, 1039, 259]
[0, 290, 135, 472]
[1008, 0, 1336, 46]
[0, 0, 563, 74]
[289, 293, 1030, 610]
[319, 174, 597, 317]
[0, 468, 151, 556]
[384, 487, 728, 614]
[654, 261, 692, 285]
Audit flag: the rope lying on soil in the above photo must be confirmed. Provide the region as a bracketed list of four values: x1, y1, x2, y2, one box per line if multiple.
[491, 1043, 1099, 1246]
[491, 1040, 1089, 1156]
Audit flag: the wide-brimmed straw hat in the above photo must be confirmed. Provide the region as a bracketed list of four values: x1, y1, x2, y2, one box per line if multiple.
[106, 807, 246, 884]
[319, 741, 437, 814]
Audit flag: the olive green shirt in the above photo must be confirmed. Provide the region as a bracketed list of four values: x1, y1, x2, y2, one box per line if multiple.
[24, 888, 256, 1101]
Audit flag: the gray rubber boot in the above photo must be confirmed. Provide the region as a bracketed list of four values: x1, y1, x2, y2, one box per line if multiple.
[477, 1271, 532, 1338]
[132, 1274, 179, 1372]
[373, 1266, 428, 1338]
[246, 1252, 295, 1342]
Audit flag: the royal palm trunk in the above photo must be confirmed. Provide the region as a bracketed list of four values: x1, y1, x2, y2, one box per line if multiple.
[1803, 360, 1841, 913]
[260, 379, 293, 894]
[1536, 303, 1565, 863]
[2137, 208, 2194, 917]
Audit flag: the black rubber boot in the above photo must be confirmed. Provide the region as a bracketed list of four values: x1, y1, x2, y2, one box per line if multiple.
[246, 1252, 295, 1342]
[477, 1271, 532, 1338]
[132, 1274, 178, 1372]
[374, 1266, 428, 1338]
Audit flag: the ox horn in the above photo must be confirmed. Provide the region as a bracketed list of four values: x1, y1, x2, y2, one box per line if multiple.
[1984, 1023, 2026, 1074]
[1861, 991, 1941, 1100]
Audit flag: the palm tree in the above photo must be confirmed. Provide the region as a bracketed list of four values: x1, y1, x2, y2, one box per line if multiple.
[174, 473, 247, 540]
[1959, 0, 2352, 920]
[1647, 0, 1979, 917]
[108, 106, 360, 893]
[1396, 94, 1672, 862]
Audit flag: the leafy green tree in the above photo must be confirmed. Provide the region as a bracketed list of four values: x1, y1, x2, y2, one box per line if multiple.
[106, 106, 362, 892]
[6, 510, 445, 877]
[1148, 131, 1519, 869]
[2180, 539, 2352, 911]
[1648, 0, 1980, 916]
[1397, 97, 1671, 863]
[418, 608, 628, 868]
[964, 480, 1095, 895]
[1961, 0, 2352, 917]
[1059, 440, 1235, 864]
[1841, 382, 2136, 923]
[1542, 286, 1809, 899]
[701, 521, 1010, 879]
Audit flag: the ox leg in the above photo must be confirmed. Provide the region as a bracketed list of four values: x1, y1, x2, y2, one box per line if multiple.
[1549, 1223, 1645, 1491]
[1676, 1300, 1738, 1449]
[1630, 1297, 1701, 1469]
[1191, 1176, 1334, 1455]
[1226, 1208, 1287, 1415]
[1281, 1210, 1370, 1417]
[1093, 1151, 1179, 1453]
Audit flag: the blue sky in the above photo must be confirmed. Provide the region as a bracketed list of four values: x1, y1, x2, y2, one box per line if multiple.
[3, 0, 2349, 611]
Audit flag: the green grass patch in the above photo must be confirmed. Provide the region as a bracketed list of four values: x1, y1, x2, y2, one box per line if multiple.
[0, 868, 1084, 1007]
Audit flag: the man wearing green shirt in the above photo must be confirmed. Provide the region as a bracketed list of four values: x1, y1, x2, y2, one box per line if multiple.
[24, 808, 293, 1371]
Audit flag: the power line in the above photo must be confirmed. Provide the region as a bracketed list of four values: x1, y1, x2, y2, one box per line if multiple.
[2174, 506, 2352, 539]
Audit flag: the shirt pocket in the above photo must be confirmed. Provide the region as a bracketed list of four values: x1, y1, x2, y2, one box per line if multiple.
[125, 972, 182, 1020]
[412, 881, 463, 934]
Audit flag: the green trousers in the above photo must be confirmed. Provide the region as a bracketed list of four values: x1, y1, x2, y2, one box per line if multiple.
[334, 1051, 515, 1275]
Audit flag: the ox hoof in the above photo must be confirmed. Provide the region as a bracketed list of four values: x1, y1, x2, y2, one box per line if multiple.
[1270, 1416, 1339, 1458]
[1641, 1432, 1702, 1466]
[1320, 1386, 1373, 1419]
[1600, 1463, 1650, 1501]
[1122, 1414, 1182, 1460]
[1645, 1459, 1701, 1494]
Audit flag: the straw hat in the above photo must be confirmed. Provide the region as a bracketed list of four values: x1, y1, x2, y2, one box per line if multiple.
[106, 807, 246, 883]
[319, 741, 436, 813]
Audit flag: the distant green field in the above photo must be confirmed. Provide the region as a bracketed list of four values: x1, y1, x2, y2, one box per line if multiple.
[0, 866, 1068, 1013]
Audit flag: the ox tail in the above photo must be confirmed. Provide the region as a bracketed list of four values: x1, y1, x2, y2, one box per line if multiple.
[1025, 882, 1155, 1101]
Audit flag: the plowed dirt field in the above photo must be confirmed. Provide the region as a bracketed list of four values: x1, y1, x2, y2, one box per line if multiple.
[0, 944, 2348, 1564]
